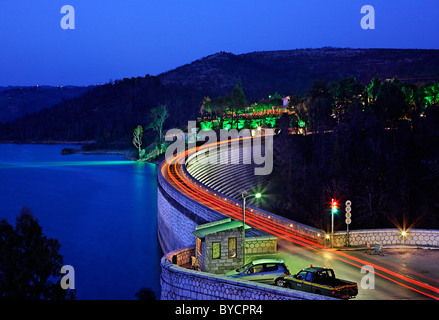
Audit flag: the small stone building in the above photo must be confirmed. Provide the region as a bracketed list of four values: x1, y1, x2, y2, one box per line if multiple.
[192, 218, 250, 274]
[192, 218, 277, 274]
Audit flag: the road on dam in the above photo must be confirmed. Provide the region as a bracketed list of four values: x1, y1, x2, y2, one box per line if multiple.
[272, 239, 439, 300]
[162, 136, 439, 300]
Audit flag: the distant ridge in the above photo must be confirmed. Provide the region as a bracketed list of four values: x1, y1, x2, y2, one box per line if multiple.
[0, 85, 91, 123]
[158, 47, 439, 99]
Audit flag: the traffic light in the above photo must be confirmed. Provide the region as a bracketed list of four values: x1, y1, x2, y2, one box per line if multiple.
[331, 199, 338, 214]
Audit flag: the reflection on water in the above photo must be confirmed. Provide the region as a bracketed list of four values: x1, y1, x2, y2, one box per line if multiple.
[0, 144, 162, 300]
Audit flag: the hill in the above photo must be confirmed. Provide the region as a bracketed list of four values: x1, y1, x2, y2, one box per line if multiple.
[0, 47, 438, 145]
[0, 85, 92, 123]
[158, 47, 439, 99]
[0, 76, 201, 146]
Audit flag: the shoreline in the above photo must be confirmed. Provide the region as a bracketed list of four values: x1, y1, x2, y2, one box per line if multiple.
[0, 140, 95, 145]
[60, 146, 138, 161]
[0, 141, 165, 164]
[63, 147, 164, 164]
[0, 140, 141, 161]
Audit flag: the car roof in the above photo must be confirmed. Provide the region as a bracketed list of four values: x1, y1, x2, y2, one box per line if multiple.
[250, 259, 284, 265]
[301, 267, 328, 272]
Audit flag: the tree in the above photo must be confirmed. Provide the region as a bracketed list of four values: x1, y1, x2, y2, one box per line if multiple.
[305, 79, 335, 133]
[132, 125, 144, 158]
[373, 79, 408, 127]
[366, 76, 382, 104]
[206, 95, 229, 128]
[329, 77, 365, 121]
[0, 207, 73, 300]
[199, 96, 212, 116]
[145, 105, 168, 146]
[228, 79, 247, 128]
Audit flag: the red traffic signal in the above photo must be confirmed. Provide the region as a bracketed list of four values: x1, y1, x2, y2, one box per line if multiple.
[331, 199, 338, 214]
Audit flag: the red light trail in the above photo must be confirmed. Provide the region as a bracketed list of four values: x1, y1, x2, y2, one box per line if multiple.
[161, 136, 439, 300]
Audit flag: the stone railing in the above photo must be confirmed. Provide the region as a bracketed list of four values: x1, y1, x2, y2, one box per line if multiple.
[246, 236, 277, 254]
[334, 228, 439, 248]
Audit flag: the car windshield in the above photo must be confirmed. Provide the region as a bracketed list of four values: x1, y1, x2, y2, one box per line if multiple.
[235, 261, 253, 272]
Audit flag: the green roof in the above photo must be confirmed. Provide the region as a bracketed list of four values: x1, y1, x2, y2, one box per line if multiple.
[192, 219, 251, 239]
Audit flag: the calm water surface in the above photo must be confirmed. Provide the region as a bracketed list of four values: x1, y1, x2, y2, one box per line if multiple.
[0, 144, 162, 300]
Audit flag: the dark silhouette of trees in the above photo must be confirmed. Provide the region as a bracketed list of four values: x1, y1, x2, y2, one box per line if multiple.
[0, 207, 73, 300]
[201, 79, 247, 127]
[135, 287, 156, 300]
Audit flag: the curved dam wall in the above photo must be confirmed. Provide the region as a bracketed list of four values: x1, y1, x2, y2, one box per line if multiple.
[157, 165, 225, 254]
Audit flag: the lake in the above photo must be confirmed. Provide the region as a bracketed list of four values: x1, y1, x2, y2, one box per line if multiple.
[0, 144, 162, 300]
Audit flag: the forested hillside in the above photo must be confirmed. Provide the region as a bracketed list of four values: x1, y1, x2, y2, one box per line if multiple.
[0, 85, 90, 123]
[0, 76, 201, 147]
[0, 47, 438, 148]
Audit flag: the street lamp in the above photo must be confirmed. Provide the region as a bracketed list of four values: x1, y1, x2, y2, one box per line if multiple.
[242, 192, 261, 265]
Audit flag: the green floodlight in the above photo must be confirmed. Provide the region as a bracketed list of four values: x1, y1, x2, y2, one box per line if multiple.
[255, 193, 262, 199]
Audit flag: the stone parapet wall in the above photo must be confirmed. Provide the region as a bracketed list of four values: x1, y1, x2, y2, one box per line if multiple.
[166, 247, 195, 267]
[246, 236, 277, 254]
[334, 228, 439, 247]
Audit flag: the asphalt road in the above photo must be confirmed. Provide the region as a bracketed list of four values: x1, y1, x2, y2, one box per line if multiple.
[249, 239, 439, 300]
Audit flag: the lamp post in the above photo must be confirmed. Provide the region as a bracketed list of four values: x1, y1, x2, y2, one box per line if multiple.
[242, 192, 261, 266]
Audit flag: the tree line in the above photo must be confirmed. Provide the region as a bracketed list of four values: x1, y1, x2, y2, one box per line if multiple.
[0, 75, 201, 150]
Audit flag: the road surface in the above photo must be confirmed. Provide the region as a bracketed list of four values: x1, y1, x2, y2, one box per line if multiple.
[271, 239, 439, 300]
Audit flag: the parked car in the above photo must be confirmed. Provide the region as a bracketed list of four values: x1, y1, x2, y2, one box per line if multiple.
[225, 259, 290, 286]
[283, 265, 358, 299]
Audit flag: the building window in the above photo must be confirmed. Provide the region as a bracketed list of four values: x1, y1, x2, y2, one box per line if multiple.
[228, 237, 237, 258]
[196, 238, 202, 255]
[212, 242, 221, 259]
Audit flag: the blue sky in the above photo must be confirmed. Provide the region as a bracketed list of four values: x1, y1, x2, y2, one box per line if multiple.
[0, 0, 438, 86]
